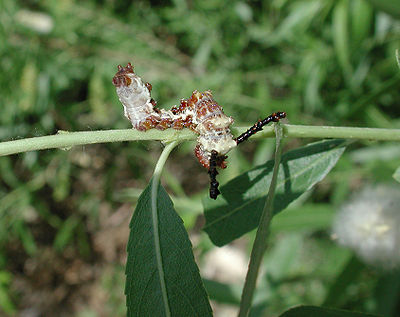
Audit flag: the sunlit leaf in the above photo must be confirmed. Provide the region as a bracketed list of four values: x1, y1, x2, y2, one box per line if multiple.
[203, 139, 347, 246]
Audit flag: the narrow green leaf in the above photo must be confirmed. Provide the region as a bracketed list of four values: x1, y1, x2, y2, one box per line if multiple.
[350, 0, 373, 48]
[332, 0, 353, 82]
[279, 305, 380, 317]
[125, 181, 212, 317]
[322, 256, 364, 307]
[203, 139, 347, 246]
[15, 220, 37, 256]
[53, 215, 80, 252]
[365, 0, 400, 18]
[393, 166, 400, 183]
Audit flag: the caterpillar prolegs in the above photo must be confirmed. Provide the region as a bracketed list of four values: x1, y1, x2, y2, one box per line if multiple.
[112, 63, 286, 199]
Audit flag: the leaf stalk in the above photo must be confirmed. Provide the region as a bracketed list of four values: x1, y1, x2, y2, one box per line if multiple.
[238, 123, 284, 317]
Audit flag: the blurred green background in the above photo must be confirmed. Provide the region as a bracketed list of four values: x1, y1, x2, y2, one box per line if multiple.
[0, 0, 399, 316]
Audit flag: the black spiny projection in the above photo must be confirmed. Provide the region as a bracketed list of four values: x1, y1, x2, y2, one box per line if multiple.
[206, 111, 286, 199]
[235, 112, 287, 145]
[208, 150, 221, 200]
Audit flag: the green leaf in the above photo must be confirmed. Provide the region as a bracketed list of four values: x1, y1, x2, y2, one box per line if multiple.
[125, 181, 212, 317]
[393, 166, 400, 183]
[396, 49, 400, 70]
[15, 220, 37, 256]
[53, 215, 80, 252]
[279, 306, 380, 317]
[365, 0, 400, 18]
[203, 139, 347, 246]
[332, 0, 353, 82]
[350, 0, 373, 48]
[203, 278, 241, 305]
[374, 271, 400, 316]
[270, 203, 335, 233]
[280, 306, 378, 317]
[322, 256, 364, 306]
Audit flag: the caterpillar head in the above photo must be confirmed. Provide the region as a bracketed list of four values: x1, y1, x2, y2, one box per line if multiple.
[112, 63, 136, 87]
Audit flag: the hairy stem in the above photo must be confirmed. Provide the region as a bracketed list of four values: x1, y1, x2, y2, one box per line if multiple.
[1, 124, 400, 156]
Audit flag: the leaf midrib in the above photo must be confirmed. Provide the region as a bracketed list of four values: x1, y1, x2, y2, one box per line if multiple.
[204, 145, 344, 229]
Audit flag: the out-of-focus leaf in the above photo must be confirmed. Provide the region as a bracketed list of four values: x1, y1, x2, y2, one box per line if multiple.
[374, 271, 400, 317]
[270, 203, 334, 233]
[53, 215, 80, 252]
[273, 1, 322, 43]
[393, 166, 400, 182]
[88, 70, 111, 126]
[0, 270, 15, 314]
[350, 144, 400, 163]
[333, 0, 353, 82]
[279, 305, 380, 317]
[15, 220, 37, 256]
[19, 61, 37, 112]
[263, 233, 303, 281]
[125, 182, 212, 317]
[203, 278, 241, 305]
[203, 139, 347, 246]
[366, 0, 400, 18]
[322, 256, 364, 307]
[350, 0, 373, 48]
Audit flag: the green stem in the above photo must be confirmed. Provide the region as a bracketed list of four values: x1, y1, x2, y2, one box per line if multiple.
[282, 124, 400, 140]
[238, 123, 284, 317]
[151, 140, 179, 317]
[1, 124, 400, 156]
[0, 128, 194, 156]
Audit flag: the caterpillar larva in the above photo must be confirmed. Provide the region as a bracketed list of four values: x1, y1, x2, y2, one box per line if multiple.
[113, 63, 286, 199]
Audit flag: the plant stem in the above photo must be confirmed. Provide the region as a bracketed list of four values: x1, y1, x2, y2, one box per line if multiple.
[282, 124, 400, 140]
[1, 124, 400, 157]
[0, 129, 194, 156]
[238, 123, 284, 317]
[151, 140, 179, 317]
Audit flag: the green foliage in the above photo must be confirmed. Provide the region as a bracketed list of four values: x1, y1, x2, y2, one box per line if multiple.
[279, 305, 380, 317]
[0, 0, 400, 315]
[203, 139, 347, 246]
[394, 166, 400, 182]
[0, 271, 15, 314]
[126, 181, 212, 317]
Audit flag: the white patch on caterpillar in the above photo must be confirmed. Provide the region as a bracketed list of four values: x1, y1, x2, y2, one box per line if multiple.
[113, 63, 160, 130]
[113, 63, 287, 199]
[113, 64, 237, 168]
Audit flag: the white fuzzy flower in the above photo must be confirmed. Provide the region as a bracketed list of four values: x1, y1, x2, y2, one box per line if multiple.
[332, 185, 400, 269]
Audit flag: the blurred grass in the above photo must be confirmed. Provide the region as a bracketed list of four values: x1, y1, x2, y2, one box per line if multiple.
[0, 0, 400, 316]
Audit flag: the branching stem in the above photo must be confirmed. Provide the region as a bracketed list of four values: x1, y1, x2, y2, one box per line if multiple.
[1, 124, 400, 156]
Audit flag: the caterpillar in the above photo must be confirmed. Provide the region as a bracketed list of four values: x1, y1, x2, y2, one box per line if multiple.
[112, 63, 286, 199]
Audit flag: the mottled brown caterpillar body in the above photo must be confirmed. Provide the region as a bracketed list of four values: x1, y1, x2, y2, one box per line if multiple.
[113, 64, 236, 169]
[113, 63, 286, 199]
